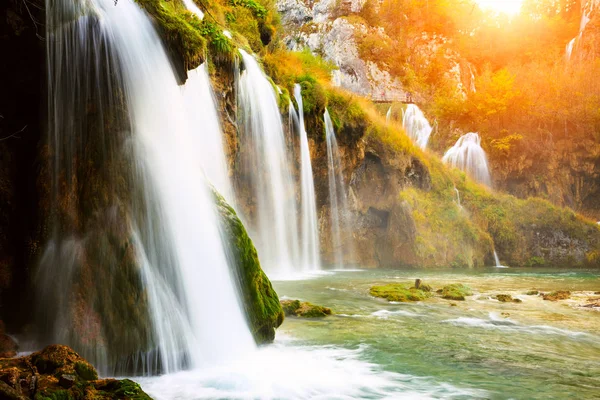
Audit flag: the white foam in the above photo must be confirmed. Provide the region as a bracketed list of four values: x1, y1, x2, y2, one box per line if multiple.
[135, 341, 488, 399]
[371, 309, 423, 319]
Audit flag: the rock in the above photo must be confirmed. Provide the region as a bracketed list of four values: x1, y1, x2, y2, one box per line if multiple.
[501, 312, 511, 317]
[526, 290, 540, 295]
[0, 334, 18, 358]
[214, 190, 284, 343]
[414, 279, 422, 289]
[496, 294, 513, 302]
[59, 374, 76, 388]
[543, 291, 571, 301]
[280, 300, 332, 317]
[370, 283, 432, 302]
[0, 345, 151, 399]
[450, 303, 457, 307]
[441, 284, 472, 301]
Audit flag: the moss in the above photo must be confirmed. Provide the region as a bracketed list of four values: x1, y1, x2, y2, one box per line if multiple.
[525, 256, 546, 267]
[370, 284, 431, 302]
[213, 190, 284, 344]
[440, 284, 472, 301]
[74, 361, 97, 381]
[526, 290, 539, 295]
[543, 291, 571, 301]
[135, 0, 206, 71]
[280, 300, 332, 317]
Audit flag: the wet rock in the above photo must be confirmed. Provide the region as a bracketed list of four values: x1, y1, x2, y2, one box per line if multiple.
[281, 300, 332, 317]
[0, 345, 151, 399]
[496, 294, 523, 303]
[0, 334, 18, 358]
[543, 291, 571, 301]
[370, 284, 431, 302]
[59, 374, 76, 388]
[440, 284, 472, 301]
[526, 290, 540, 295]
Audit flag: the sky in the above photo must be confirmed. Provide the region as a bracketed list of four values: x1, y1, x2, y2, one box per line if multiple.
[475, 0, 524, 15]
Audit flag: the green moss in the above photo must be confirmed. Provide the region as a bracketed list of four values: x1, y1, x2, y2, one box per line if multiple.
[213, 190, 284, 343]
[135, 0, 206, 70]
[280, 300, 332, 317]
[525, 256, 546, 267]
[440, 284, 472, 301]
[370, 284, 431, 302]
[74, 361, 98, 381]
[526, 290, 540, 295]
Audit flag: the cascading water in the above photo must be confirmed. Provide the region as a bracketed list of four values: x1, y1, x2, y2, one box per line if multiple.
[237, 50, 301, 275]
[42, 0, 253, 375]
[293, 84, 321, 271]
[454, 187, 462, 209]
[402, 104, 432, 150]
[386, 106, 392, 124]
[442, 132, 492, 187]
[325, 109, 354, 269]
[182, 63, 234, 203]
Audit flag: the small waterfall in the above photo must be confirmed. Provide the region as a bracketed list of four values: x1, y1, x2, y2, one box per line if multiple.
[454, 187, 462, 208]
[493, 251, 501, 267]
[293, 84, 321, 271]
[325, 109, 354, 269]
[237, 50, 301, 275]
[566, 38, 576, 60]
[42, 0, 253, 374]
[182, 0, 204, 18]
[402, 104, 432, 149]
[386, 106, 392, 124]
[182, 64, 234, 203]
[442, 132, 492, 187]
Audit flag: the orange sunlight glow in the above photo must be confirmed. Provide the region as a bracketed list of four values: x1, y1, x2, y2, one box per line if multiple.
[475, 0, 523, 15]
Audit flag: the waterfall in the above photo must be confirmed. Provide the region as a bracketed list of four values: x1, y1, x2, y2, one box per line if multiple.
[442, 132, 492, 187]
[182, 63, 234, 203]
[182, 0, 204, 18]
[566, 38, 576, 60]
[325, 109, 354, 269]
[493, 251, 501, 267]
[293, 84, 321, 271]
[42, 0, 253, 375]
[454, 187, 462, 208]
[386, 106, 392, 124]
[237, 50, 301, 275]
[402, 104, 432, 149]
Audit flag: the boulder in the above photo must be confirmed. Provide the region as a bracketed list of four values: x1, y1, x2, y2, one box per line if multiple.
[280, 300, 332, 317]
[543, 291, 571, 301]
[370, 283, 431, 302]
[440, 284, 472, 301]
[0, 345, 151, 399]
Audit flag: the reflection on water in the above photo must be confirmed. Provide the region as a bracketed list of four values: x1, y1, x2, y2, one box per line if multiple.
[137, 268, 600, 399]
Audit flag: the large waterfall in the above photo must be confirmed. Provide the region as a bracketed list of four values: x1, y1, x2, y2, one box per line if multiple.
[182, 64, 234, 203]
[293, 85, 321, 271]
[442, 132, 492, 187]
[237, 50, 301, 276]
[325, 109, 354, 268]
[402, 104, 432, 150]
[41, 0, 253, 375]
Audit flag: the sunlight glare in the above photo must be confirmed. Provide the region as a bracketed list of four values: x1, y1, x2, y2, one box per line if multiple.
[475, 0, 523, 15]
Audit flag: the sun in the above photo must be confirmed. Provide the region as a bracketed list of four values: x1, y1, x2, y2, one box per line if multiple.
[475, 0, 523, 15]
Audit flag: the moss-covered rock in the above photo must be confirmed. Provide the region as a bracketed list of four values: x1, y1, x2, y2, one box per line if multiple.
[0, 345, 151, 399]
[543, 291, 571, 301]
[370, 284, 432, 302]
[495, 294, 522, 303]
[214, 191, 284, 343]
[440, 284, 472, 301]
[280, 300, 332, 317]
[526, 290, 540, 295]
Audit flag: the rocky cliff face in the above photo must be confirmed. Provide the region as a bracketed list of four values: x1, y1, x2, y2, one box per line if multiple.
[277, 0, 407, 101]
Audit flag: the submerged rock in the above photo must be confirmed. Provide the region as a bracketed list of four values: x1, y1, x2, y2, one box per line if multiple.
[0, 345, 151, 399]
[439, 284, 472, 301]
[214, 191, 284, 343]
[370, 283, 432, 302]
[281, 300, 332, 317]
[526, 290, 540, 295]
[495, 294, 522, 303]
[543, 291, 571, 301]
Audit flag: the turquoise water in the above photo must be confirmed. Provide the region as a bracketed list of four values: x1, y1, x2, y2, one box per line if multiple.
[138, 268, 600, 399]
[275, 268, 600, 399]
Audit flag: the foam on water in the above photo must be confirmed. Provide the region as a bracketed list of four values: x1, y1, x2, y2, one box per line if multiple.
[443, 312, 595, 340]
[371, 309, 423, 319]
[135, 339, 489, 400]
